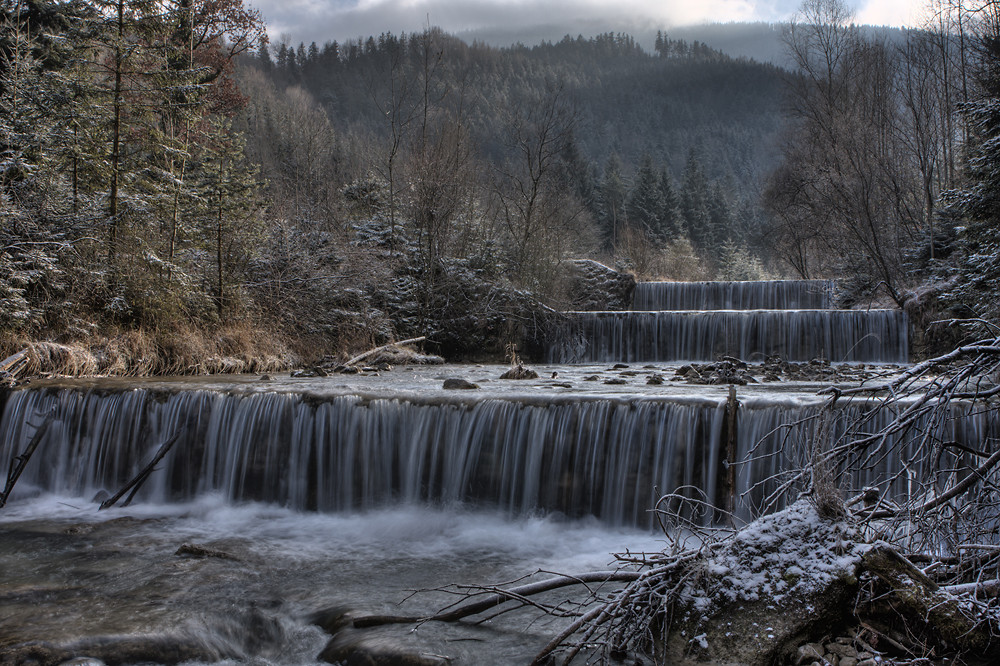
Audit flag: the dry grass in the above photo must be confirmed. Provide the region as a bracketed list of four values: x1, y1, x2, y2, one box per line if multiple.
[0, 323, 302, 378]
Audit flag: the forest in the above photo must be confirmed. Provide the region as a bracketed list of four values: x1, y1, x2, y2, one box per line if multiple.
[1, 0, 999, 367]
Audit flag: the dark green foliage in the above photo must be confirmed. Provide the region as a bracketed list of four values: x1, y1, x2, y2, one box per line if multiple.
[597, 154, 627, 249]
[681, 150, 713, 250]
[626, 153, 663, 238]
[254, 29, 786, 204]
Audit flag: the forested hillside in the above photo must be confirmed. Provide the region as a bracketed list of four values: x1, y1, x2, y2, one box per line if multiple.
[4, 0, 1000, 371]
[1, 6, 792, 369]
[261, 31, 786, 189]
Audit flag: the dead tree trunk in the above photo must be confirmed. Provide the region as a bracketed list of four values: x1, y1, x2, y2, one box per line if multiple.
[0, 412, 54, 509]
[100, 428, 185, 510]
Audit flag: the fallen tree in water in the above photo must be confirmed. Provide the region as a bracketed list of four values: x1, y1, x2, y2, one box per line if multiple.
[328, 324, 1000, 664]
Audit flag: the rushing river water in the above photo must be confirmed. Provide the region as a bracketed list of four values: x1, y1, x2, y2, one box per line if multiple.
[0, 364, 853, 664]
[2, 362, 991, 664]
[0, 490, 668, 665]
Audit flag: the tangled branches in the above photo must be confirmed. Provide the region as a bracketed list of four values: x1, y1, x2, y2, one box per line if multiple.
[810, 325, 1000, 582]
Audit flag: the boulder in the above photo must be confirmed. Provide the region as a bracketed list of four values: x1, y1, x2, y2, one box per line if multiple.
[661, 500, 863, 665]
[499, 364, 539, 380]
[441, 378, 478, 390]
[567, 259, 636, 311]
[0, 634, 234, 666]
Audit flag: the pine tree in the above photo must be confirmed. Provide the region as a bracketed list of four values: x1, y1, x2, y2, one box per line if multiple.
[626, 153, 663, 239]
[680, 149, 712, 249]
[657, 166, 681, 240]
[0, 6, 75, 330]
[707, 181, 733, 255]
[194, 117, 263, 316]
[597, 154, 627, 250]
[257, 40, 272, 72]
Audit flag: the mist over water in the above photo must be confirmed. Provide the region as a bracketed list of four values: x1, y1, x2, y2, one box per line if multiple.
[0, 494, 664, 665]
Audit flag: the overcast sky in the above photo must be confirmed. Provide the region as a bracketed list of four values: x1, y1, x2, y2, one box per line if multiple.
[250, 0, 930, 47]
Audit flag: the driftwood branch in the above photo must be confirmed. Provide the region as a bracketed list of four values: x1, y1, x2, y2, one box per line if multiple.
[344, 337, 426, 367]
[100, 428, 185, 510]
[0, 349, 29, 381]
[350, 570, 640, 629]
[0, 411, 54, 509]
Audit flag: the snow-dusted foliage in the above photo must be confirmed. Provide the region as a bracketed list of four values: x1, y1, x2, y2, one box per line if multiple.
[946, 92, 1000, 321]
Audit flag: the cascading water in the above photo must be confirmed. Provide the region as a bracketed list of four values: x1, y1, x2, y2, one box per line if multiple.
[1, 377, 991, 527]
[633, 279, 835, 311]
[0, 386, 726, 528]
[0, 279, 972, 665]
[547, 309, 908, 364]
[551, 277, 909, 363]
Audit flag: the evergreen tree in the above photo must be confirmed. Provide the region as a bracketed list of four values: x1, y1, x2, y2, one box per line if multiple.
[626, 153, 663, 239]
[657, 166, 681, 240]
[194, 117, 263, 316]
[559, 133, 596, 214]
[597, 154, 627, 249]
[257, 40, 272, 72]
[948, 20, 1000, 321]
[707, 181, 733, 254]
[0, 9, 66, 331]
[275, 43, 289, 71]
[680, 149, 712, 249]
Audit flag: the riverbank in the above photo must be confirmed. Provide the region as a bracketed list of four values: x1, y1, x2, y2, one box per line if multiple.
[0, 325, 306, 380]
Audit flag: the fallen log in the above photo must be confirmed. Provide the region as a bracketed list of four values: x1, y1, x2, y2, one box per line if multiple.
[100, 428, 185, 510]
[944, 579, 1000, 597]
[0, 349, 28, 373]
[0, 411, 54, 509]
[344, 336, 426, 368]
[0, 349, 29, 382]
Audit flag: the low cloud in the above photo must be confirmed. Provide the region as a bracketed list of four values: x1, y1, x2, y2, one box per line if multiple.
[254, 0, 786, 45]
[252, 0, 926, 48]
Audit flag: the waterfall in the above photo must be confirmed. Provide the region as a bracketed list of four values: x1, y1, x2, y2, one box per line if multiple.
[551, 277, 908, 363]
[0, 387, 725, 527]
[2, 385, 991, 527]
[547, 309, 908, 363]
[633, 280, 835, 311]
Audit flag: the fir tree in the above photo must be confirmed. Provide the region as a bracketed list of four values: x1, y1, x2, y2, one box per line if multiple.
[626, 153, 663, 239]
[257, 40, 272, 72]
[597, 154, 627, 250]
[657, 166, 681, 240]
[680, 149, 712, 249]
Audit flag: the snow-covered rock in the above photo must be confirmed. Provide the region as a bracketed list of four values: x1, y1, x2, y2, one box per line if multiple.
[664, 499, 865, 665]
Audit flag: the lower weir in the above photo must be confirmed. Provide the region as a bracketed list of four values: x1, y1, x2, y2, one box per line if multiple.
[1, 376, 990, 527]
[548, 309, 909, 363]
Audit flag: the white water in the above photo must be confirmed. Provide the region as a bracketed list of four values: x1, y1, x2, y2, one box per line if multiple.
[552, 277, 907, 363]
[0, 279, 933, 664]
[548, 309, 909, 363]
[633, 279, 836, 311]
[0, 494, 664, 665]
[1, 367, 991, 527]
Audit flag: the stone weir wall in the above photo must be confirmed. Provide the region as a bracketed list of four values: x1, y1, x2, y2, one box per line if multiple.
[1, 385, 989, 526]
